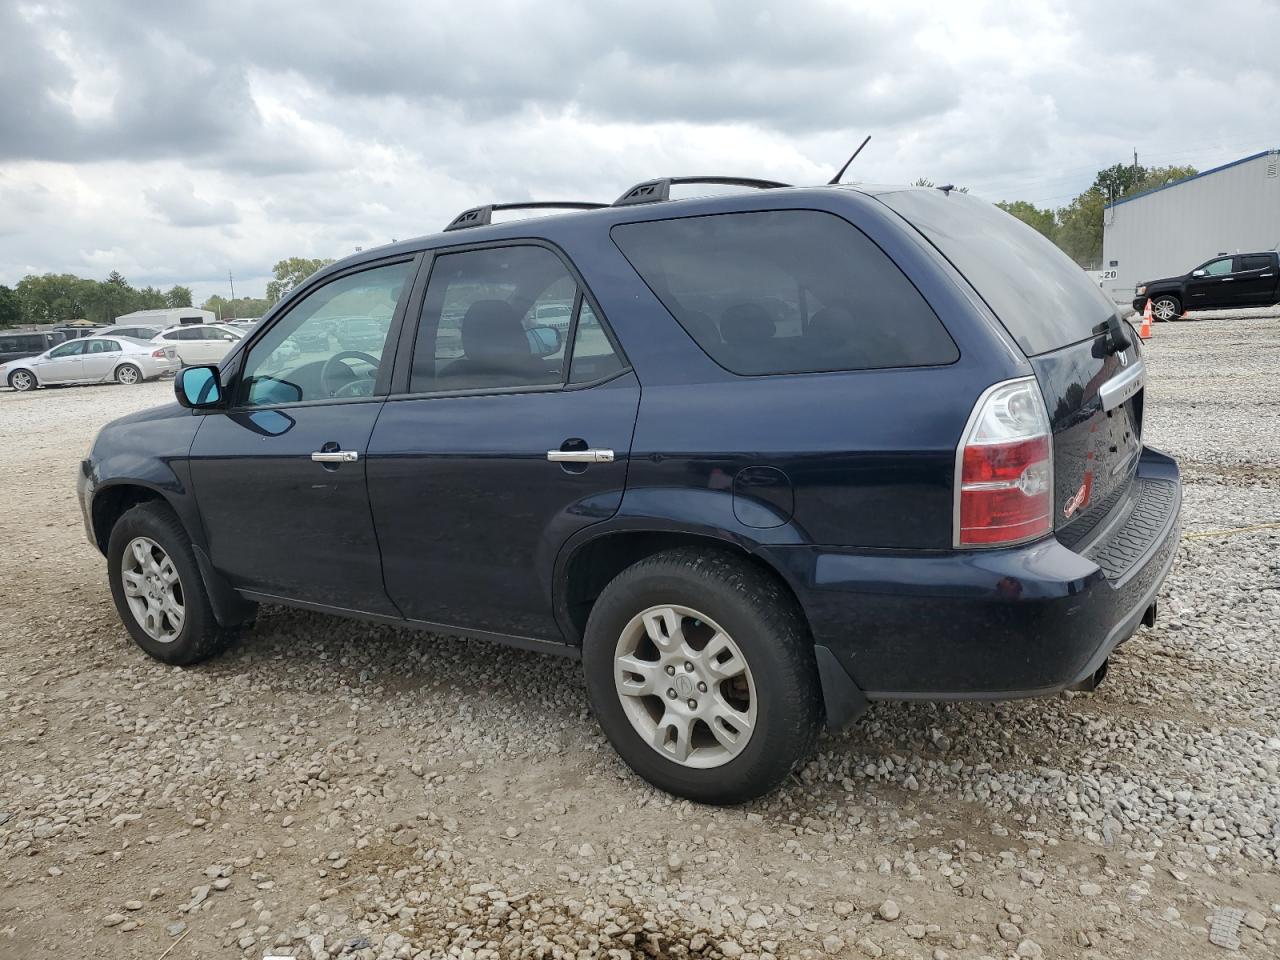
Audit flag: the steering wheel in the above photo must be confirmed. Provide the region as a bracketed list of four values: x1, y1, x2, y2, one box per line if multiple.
[322, 351, 380, 399]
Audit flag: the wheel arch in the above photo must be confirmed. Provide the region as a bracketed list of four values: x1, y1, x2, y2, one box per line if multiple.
[90, 481, 255, 629]
[7, 364, 38, 387]
[113, 359, 143, 380]
[553, 523, 867, 729]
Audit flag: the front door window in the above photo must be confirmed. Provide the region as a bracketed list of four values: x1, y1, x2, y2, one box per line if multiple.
[239, 262, 413, 406]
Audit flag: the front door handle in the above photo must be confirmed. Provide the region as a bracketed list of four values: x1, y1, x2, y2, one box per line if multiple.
[547, 449, 614, 463]
[311, 450, 359, 463]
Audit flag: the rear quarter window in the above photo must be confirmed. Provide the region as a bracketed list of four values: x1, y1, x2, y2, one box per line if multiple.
[611, 209, 957, 376]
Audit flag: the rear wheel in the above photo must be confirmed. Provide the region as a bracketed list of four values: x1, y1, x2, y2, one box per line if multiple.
[8, 369, 35, 391]
[115, 363, 141, 385]
[583, 549, 821, 804]
[1151, 295, 1180, 322]
[107, 502, 239, 665]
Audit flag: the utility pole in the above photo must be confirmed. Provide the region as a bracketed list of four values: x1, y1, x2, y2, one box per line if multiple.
[228, 271, 237, 320]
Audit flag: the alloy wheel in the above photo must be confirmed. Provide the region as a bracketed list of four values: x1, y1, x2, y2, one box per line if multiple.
[10, 371, 34, 391]
[1153, 299, 1177, 321]
[120, 536, 185, 643]
[613, 604, 757, 769]
[118, 365, 139, 384]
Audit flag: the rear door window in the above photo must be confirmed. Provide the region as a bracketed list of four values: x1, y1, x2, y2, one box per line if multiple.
[1239, 254, 1272, 272]
[876, 190, 1120, 356]
[611, 210, 957, 375]
[410, 245, 625, 393]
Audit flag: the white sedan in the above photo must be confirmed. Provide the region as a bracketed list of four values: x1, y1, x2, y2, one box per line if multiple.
[152, 324, 243, 366]
[1, 336, 178, 391]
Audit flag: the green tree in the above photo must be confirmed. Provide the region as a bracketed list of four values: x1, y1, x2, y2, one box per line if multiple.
[1131, 164, 1198, 195]
[1093, 162, 1148, 202]
[0, 284, 20, 327]
[1055, 187, 1107, 268]
[995, 200, 1057, 241]
[164, 285, 194, 308]
[15, 273, 96, 322]
[203, 294, 271, 320]
[265, 257, 335, 304]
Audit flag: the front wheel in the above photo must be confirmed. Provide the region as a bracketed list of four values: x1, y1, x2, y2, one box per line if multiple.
[8, 369, 35, 391]
[583, 549, 822, 804]
[1151, 295, 1180, 322]
[107, 502, 239, 665]
[115, 363, 142, 385]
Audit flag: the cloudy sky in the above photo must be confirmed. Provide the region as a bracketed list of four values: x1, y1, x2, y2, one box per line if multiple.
[2, 0, 1276, 305]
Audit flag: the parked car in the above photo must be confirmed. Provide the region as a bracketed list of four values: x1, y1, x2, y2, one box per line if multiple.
[534, 301, 574, 332]
[336, 317, 387, 351]
[79, 179, 1180, 804]
[3, 336, 177, 391]
[0, 331, 63, 364]
[90, 325, 168, 342]
[1134, 251, 1280, 319]
[152, 324, 242, 366]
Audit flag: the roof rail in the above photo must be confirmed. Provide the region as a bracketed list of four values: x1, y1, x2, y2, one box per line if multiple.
[444, 201, 607, 232]
[612, 176, 791, 207]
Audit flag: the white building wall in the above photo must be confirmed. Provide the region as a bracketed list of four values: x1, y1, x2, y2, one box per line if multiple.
[1101, 150, 1280, 308]
[112, 307, 215, 327]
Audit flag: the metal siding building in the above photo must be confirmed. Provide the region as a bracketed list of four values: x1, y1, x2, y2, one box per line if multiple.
[1100, 149, 1280, 308]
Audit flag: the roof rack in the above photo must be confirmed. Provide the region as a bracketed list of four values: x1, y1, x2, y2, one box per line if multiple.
[444, 201, 607, 232]
[612, 176, 791, 207]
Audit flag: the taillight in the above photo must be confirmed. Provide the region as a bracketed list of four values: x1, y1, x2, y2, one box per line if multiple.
[152, 349, 165, 358]
[955, 377, 1053, 547]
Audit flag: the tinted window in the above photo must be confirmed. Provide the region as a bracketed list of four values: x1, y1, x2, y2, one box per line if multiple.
[1239, 254, 1271, 272]
[1202, 257, 1233, 276]
[569, 301, 624, 384]
[411, 245, 576, 393]
[611, 210, 957, 375]
[240, 261, 411, 406]
[877, 190, 1118, 357]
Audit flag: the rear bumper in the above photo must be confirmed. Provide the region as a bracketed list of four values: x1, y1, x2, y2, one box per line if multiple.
[771, 446, 1180, 701]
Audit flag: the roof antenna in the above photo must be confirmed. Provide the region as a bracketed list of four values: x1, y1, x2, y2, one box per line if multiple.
[828, 136, 871, 185]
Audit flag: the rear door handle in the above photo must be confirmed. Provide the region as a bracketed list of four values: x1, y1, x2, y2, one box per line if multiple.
[311, 450, 359, 463]
[547, 449, 614, 463]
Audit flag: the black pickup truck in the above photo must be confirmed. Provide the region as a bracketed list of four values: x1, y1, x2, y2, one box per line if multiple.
[1134, 251, 1280, 320]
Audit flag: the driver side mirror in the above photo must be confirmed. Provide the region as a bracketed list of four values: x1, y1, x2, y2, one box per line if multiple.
[1191, 269, 1206, 277]
[175, 365, 223, 409]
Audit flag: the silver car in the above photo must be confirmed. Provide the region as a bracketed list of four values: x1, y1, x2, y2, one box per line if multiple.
[1, 336, 178, 392]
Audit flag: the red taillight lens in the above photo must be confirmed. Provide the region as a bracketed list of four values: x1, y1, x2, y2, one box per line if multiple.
[956, 379, 1053, 548]
[152, 349, 165, 358]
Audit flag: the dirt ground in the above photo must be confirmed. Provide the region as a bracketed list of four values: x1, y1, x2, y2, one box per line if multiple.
[1, 317, 1278, 960]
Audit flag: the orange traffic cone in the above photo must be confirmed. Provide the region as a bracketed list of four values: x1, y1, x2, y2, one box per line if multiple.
[1138, 300, 1153, 340]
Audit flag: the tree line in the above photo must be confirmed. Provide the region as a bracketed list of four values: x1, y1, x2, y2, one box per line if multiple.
[0, 257, 336, 328]
[994, 161, 1198, 268]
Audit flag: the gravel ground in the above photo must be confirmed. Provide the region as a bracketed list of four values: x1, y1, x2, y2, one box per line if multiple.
[2, 317, 1279, 960]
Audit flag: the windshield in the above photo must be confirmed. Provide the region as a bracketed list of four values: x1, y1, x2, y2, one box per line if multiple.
[876, 189, 1117, 356]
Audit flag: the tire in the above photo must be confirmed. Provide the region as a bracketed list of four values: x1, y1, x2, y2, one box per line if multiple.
[1151, 295, 1180, 322]
[115, 363, 142, 385]
[582, 548, 822, 804]
[8, 369, 35, 391]
[107, 501, 239, 665]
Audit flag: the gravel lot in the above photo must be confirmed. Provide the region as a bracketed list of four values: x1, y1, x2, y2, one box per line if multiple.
[2, 317, 1279, 960]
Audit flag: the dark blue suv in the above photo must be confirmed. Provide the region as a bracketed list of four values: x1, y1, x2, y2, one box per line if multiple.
[79, 178, 1181, 803]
